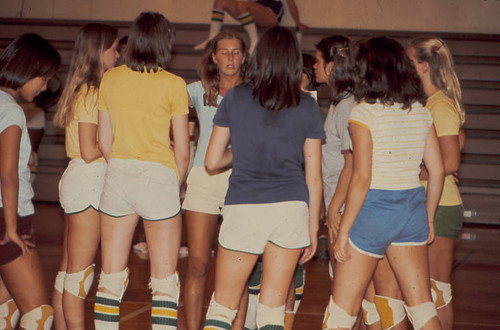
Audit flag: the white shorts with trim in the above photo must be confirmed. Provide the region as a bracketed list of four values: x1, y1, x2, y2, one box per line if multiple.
[182, 166, 231, 215]
[59, 159, 106, 214]
[219, 201, 310, 254]
[99, 159, 180, 220]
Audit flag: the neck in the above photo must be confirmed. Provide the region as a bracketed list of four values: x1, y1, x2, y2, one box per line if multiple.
[0, 87, 18, 100]
[219, 74, 241, 96]
[421, 75, 439, 97]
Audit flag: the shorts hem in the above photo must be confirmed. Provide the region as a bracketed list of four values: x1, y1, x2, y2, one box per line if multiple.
[348, 238, 383, 259]
[268, 240, 310, 250]
[98, 209, 136, 218]
[182, 205, 222, 216]
[391, 240, 427, 247]
[142, 208, 182, 221]
[65, 205, 98, 215]
[218, 241, 262, 256]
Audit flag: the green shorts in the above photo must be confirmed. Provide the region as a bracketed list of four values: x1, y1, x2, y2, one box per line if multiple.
[434, 204, 464, 240]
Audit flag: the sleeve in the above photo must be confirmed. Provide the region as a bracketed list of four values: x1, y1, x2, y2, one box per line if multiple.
[187, 81, 200, 110]
[76, 88, 98, 124]
[213, 90, 231, 127]
[98, 71, 110, 113]
[431, 101, 460, 137]
[338, 98, 355, 153]
[349, 103, 372, 131]
[306, 98, 326, 140]
[170, 76, 189, 117]
[0, 105, 24, 134]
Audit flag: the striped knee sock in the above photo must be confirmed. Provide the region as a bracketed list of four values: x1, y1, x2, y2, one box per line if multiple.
[237, 12, 258, 53]
[94, 292, 120, 329]
[152, 295, 178, 329]
[194, 9, 225, 50]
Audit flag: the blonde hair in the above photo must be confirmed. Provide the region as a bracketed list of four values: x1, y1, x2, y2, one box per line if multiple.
[409, 37, 465, 125]
[54, 23, 117, 127]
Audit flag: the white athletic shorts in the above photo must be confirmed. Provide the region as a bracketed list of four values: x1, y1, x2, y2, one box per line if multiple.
[182, 166, 231, 215]
[99, 159, 181, 220]
[59, 159, 106, 214]
[219, 201, 310, 254]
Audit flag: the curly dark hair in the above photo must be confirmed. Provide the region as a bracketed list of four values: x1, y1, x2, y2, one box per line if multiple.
[353, 37, 426, 109]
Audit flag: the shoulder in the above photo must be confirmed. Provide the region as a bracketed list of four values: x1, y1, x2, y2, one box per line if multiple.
[0, 97, 24, 132]
[187, 81, 203, 94]
[426, 91, 457, 115]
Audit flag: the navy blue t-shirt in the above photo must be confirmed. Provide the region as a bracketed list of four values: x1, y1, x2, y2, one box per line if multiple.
[213, 84, 326, 205]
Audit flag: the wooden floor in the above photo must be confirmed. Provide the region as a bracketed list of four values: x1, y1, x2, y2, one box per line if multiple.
[33, 202, 500, 330]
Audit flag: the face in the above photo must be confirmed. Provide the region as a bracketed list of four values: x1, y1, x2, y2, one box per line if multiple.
[212, 38, 245, 78]
[314, 50, 333, 84]
[19, 76, 49, 102]
[103, 39, 120, 71]
[406, 46, 426, 79]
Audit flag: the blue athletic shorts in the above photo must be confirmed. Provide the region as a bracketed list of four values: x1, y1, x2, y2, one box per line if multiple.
[349, 186, 429, 258]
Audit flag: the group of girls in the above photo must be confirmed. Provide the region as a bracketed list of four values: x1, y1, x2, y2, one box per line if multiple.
[316, 34, 464, 330]
[0, 9, 465, 330]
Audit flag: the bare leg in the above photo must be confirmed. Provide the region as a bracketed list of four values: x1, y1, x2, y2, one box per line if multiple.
[0, 250, 49, 314]
[63, 208, 100, 330]
[232, 286, 249, 330]
[363, 282, 382, 330]
[373, 258, 409, 330]
[385, 245, 442, 330]
[53, 214, 69, 330]
[213, 246, 259, 311]
[184, 211, 219, 330]
[332, 244, 378, 316]
[259, 243, 302, 327]
[98, 213, 138, 289]
[144, 214, 182, 281]
[428, 236, 455, 330]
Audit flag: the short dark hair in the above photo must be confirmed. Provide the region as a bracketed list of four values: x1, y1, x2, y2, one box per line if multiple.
[250, 26, 302, 111]
[124, 11, 175, 73]
[302, 53, 318, 91]
[0, 33, 61, 89]
[316, 35, 355, 105]
[354, 37, 426, 109]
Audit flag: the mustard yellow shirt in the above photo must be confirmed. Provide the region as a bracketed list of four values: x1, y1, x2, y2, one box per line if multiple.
[98, 65, 188, 178]
[65, 86, 104, 162]
[422, 90, 462, 206]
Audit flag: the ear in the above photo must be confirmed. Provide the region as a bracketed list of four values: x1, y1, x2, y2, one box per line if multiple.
[422, 61, 430, 74]
[325, 61, 334, 76]
[212, 53, 218, 65]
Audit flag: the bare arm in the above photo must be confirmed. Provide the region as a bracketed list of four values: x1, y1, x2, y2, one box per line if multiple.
[300, 138, 323, 264]
[0, 126, 33, 254]
[79, 123, 102, 163]
[98, 111, 113, 161]
[172, 114, 190, 185]
[419, 133, 460, 180]
[285, 0, 308, 30]
[205, 125, 232, 173]
[334, 123, 372, 263]
[327, 152, 352, 243]
[422, 125, 445, 243]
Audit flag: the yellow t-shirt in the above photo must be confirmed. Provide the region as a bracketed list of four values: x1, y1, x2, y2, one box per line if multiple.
[65, 86, 104, 162]
[423, 90, 462, 206]
[98, 65, 188, 178]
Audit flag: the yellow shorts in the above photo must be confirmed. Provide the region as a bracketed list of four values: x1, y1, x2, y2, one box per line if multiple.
[99, 159, 180, 220]
[182, 166, 231, 215]
[59, 159, 106, 214]
[219, 201, 310, 254]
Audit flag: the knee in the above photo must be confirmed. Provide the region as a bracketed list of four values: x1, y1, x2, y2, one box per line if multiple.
[187, 257, 211, 279]
[64, 264, 95, 299]
[322, 296, 357, 330]
[235, 1, 248, 14]
[430, 278, 452, 309]
[404, 301, 438, 330]
[0, 299, 19, 329]
[257, 303, 285, 328]
[96, 268, 129, 300]
[20, 305, 53, 330]
[374, 295, 405, 329]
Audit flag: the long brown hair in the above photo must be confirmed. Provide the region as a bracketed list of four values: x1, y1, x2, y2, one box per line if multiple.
[199, 30, 248, 107]
[250, 26, 302, 111]
[409, 37, 465, 125]
[54, 23, 117, 127]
